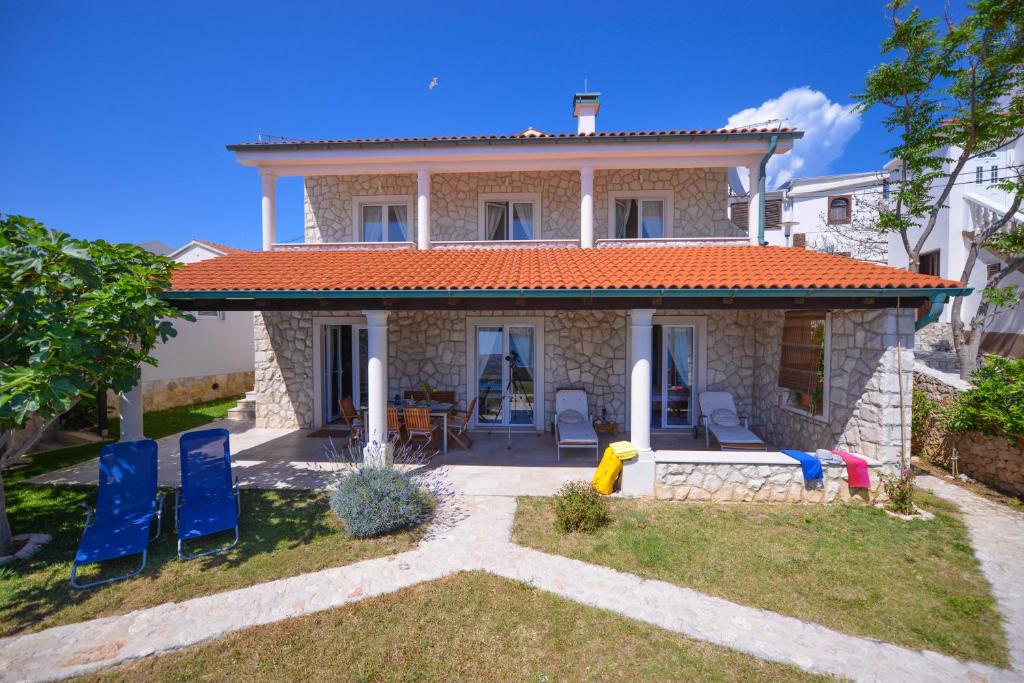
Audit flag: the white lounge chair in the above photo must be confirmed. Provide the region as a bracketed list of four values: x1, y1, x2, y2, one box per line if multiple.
[554, 389, 599, 462]
[698, 391, 766, 450]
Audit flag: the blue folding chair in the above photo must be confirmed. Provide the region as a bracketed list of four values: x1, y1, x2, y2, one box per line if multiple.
[71, 439, 164, 589]
[176, 428, 241, 560]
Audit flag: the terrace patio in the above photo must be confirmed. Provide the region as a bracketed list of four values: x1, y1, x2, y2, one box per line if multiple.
[30, 419, 707, 496]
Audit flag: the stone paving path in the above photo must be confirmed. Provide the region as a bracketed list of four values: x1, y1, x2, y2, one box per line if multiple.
[1, 486, 1020, 682]
[918, 474, 1024, 673]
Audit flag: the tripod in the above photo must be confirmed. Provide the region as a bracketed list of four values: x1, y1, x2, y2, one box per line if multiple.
[486, 351, 535, 450]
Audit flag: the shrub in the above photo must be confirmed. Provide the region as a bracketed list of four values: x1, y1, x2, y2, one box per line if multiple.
[329, 465, 432, 538]
[553, 481, 608, 533]
[947, 355, 1024, 441]
[911, 388, 938, 454]
[882, 468, 916, 516]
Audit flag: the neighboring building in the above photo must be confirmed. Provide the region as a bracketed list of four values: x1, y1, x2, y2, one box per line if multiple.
[161, 92, 964, 496]
[136, 239, 255, 411]
[729, 171, 890, 263]
[886, 135, 1024, 365]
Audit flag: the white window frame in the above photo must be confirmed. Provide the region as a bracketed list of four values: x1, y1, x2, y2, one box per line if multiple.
[782, 311, 831, 423]
[351, 194, 414, 243]
[465, 315, 545, 430]
[607, 190, 673, 239]
[478, 193, 542, 241]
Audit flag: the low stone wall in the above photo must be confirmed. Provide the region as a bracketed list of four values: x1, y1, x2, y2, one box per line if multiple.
[654, 458, 893, 504]
[109, 371, 254, 414]
[914, 366, 1024, 497]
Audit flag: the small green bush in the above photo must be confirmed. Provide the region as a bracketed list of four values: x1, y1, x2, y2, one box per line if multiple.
[947, 355, 1024, 441]
[329, 466, 432, 538]
[911, 388, 938, 453]
[553, 481, 608, 533]
[883, 468, 916, 516]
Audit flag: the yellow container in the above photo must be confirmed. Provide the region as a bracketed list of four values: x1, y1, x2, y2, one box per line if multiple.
[591, 442, 638, 495]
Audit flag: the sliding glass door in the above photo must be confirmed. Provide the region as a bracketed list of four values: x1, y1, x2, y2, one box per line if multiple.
[475, 324, 536, 426]
[321, 324, 367, 425]
[651, 324, 696, 428]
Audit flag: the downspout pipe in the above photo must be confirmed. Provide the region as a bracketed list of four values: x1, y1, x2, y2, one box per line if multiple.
[757, 134, 779, 246]
[915, 293, 948, 331]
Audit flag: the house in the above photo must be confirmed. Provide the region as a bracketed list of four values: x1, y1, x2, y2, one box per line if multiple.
[728, 170, 890, 263]
[131, 239, 255, 412]
[886, 135, 1024, 365]
[157, 92, 966, 499]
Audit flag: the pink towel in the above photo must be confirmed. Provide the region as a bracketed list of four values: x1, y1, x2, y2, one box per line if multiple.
[833, 450, 871, 489]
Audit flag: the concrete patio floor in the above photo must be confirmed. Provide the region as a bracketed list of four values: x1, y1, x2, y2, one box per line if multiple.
[28, 420, 703, 496]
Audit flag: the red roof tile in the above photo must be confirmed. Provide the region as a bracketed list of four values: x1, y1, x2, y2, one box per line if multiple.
[192, 239, 249, 255]
[228, 127, 800, 150]
[169, 246, 961, 293]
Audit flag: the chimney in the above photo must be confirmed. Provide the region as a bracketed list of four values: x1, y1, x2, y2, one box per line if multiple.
[572, 92, 601, 135]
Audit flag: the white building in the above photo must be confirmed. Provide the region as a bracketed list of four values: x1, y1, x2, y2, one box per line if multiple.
[886, 136, 1024, 362]
[136, 239, 256, 411]
[728, 171, 890, 263]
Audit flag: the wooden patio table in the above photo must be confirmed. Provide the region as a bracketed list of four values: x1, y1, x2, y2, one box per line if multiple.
[362, 402, 452, 454]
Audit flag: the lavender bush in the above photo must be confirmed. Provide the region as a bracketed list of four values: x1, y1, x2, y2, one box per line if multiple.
[323, 435, 453, 538]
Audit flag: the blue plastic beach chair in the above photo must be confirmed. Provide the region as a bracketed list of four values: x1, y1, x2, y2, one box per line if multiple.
[176, 428, 240, 560]
[70, 439, 164, 589]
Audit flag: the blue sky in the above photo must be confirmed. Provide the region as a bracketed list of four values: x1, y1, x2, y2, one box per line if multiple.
[0, 0, 961, 251]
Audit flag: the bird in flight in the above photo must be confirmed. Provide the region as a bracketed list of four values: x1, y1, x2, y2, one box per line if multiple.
[428, 77, 439, 91]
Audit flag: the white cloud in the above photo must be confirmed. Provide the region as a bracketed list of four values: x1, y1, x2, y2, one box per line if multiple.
[726, 87, 861, 190]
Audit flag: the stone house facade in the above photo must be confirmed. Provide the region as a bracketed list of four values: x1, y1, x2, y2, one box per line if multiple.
[164, 92, 967, 498]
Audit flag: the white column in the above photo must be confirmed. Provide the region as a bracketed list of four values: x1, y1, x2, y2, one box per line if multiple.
[260, 170, 277, 251]
[416, 169, 431, 249]
[362, 310, 390, 464]
[746, 163, 760, 246]
[580, 165, 594, 248]
[623, 309, 655, 495]
[118, 381, 144, 442]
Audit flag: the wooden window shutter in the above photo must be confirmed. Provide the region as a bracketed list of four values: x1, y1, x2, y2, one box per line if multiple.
[778, 311, 827, 393]
[765, 200, 782, 229]
[730, 202, 748, 230]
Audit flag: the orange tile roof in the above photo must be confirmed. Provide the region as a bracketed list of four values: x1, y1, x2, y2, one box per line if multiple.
[192, 239, 249, 255]
[169, 246, 961, 294]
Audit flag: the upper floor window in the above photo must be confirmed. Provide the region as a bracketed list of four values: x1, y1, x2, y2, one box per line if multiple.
[479, 194, 539, 240]
[991, 165, 999, 183]
[827, 196, 851, 224]
[976, 167, 984, 184]
[612, 193, 670, 239]
[919, 249, 940, 276]
[354, 196, 412, 242]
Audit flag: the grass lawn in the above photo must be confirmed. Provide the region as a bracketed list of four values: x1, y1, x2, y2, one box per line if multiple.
[0, 397, 421, 636]
[514, 494, 1008, 667]
[84, 571, 825, 682]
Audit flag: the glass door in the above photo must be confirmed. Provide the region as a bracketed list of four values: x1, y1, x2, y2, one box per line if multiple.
[321, 324, 367, 424]
[651, 325, 695, 428]
[475, 325, 536, 426]
[322, 326, 344, 423]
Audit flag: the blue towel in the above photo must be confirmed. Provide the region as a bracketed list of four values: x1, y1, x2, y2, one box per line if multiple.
[781, 449, 824, 482]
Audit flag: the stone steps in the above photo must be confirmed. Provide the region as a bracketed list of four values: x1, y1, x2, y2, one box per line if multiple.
[227, 392, 257, 421]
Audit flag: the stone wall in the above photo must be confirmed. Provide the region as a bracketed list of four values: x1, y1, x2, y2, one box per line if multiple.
[303, 168, 743, 243]
[139, 371, 253, 412]
[593, 169, 741, 238]
[914, 365, 1024, 497]
[254, 310, 318, 428]
[748, 308, 914, 466]
[655, 460, 893, 503]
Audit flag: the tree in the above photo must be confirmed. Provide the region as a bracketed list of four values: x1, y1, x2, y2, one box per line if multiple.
[809, 191, 891, 263]
[0, 215, 188, 554]
[855, 0, 1024, 377]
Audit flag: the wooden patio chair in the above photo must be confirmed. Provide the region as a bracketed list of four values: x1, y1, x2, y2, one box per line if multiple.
[446, 397, 476, 452]
[403, 406, 438, 455]
[386, 406, 403, 442]
[339, 397, 364, 444]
